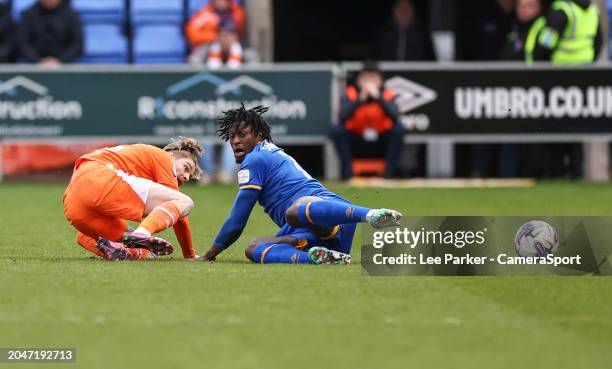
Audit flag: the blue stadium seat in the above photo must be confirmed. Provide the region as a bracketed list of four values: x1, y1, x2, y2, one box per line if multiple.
[189, 0, 208, 15]
[131, 0, 184, 25]
[72, 0, 125, 23]
[12, 0, 37, 21]
[133, 24, 186, 64]
[80, 23, 128, 63]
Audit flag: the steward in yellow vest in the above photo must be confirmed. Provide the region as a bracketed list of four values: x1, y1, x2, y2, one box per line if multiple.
[532, 0, 602, 64]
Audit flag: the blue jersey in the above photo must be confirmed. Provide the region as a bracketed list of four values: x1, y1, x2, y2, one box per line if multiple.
[237, 140, 347, 227]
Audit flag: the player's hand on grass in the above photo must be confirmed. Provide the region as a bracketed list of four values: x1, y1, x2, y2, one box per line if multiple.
[197, 245, 222, 261]
[196, 254, 216, 262]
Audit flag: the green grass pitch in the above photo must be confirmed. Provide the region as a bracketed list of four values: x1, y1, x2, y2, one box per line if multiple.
[1, 181, 612, 369]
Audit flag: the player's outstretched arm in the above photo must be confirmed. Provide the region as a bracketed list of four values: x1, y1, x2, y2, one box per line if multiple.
[199, 189, 260, 261]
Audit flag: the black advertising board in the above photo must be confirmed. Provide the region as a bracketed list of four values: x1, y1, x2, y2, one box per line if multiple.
[374, 65, 612, 134]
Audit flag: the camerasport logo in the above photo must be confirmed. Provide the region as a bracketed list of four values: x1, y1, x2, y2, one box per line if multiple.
[138, 72, 307, 121]
[455, 86, 612, 119]
[0, 76, 82, 120]
[384, 76, 437, 131]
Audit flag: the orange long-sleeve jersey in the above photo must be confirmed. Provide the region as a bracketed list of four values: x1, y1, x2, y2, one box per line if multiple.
[76, 144, 196, 258]
[343, 86, 396, 135]
[185, 2, 245, 47]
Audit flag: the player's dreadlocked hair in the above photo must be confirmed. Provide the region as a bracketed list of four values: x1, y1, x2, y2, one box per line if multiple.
[163, 136, 204, 180]
[217, 104, 272, 142]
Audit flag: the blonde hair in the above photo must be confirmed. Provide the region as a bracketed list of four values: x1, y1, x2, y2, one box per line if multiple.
[163, 136, 204, 181]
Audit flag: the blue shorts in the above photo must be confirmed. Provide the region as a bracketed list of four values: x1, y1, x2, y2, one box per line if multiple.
[275, 222, 356, 254]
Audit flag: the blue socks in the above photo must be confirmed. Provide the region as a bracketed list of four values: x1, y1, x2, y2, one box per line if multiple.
[296, 201, 370, 228]
[248, 201, 369, 264]
[251, 243, 311, 264]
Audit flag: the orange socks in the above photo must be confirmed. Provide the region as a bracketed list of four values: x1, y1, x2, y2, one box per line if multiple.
[76, 232, 105, 258]
[138, 201, 182, 235]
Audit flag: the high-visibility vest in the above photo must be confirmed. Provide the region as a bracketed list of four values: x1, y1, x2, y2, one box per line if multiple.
[525, 16, 547, 64]
[550, 0, 599, 64]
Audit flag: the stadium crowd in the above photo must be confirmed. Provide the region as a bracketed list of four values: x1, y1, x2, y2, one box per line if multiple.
[0, 0, 248, 65]
[0, 0, 607, 181]
[330, 0, 604, 180]
[456, 0, 603, 179]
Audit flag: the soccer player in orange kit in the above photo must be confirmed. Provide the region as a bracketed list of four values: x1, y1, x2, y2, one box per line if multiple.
[62, 137, 203, 260]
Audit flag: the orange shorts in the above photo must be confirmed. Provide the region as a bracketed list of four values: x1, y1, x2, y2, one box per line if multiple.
[63, 160, 152, 241]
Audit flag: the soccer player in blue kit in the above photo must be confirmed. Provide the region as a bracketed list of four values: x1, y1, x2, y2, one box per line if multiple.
[199, 105, 402, 264]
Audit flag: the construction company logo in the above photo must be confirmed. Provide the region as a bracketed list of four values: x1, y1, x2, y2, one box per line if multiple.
[384, 76, 437, 131]
[0, 76, 82, 120]
[137, 72, 307, 121]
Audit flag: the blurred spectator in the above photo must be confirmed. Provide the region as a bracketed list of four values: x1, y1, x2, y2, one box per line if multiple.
[17, 0, 83, 65]
[373, 0, 436, 61]
[455, 0, 515, 61]
[186, 0, 245, 51]
[472, 0, 546, 178]
[190, 18, 243, 183]
[188, 19, 243, 68]
[529, 0, 602, 178]
[372, 0, 433, 178]
[198, 144, 237, 185]
[187, 1, 245, 183]
[330, 62, 404, 180]
[461, 0, 514, 177]
[502, 0, 546, 61]
[0, 4, 14, 63]
[454, 0, 513, 177]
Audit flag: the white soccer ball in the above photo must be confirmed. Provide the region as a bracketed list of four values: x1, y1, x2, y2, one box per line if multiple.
[514, 220, 559, 257]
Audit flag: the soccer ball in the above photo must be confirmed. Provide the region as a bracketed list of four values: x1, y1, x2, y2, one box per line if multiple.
[514, 220, 559, 257]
